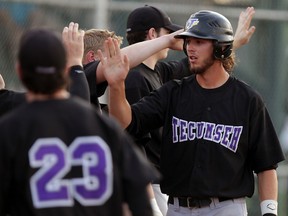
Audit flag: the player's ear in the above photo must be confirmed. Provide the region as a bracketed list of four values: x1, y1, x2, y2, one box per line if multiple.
[147, 28, 157, 40]
[86, 50, 96, 63]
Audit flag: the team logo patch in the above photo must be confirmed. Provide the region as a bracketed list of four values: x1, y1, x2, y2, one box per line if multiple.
[185, 18, 199, 30]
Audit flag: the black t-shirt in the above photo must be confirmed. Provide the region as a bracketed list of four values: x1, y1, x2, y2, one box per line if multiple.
[0, 97, 157, 216]
[125, 63, 163, 175]
[155, 57, 191, 84]
[84, 61, 108, 110]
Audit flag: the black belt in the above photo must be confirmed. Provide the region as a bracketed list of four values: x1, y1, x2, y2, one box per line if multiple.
[168, 196, 231, 208]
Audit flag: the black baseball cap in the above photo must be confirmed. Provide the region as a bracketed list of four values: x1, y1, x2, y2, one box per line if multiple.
[126, 5, 182, 33]
[18, 29, 66, 75]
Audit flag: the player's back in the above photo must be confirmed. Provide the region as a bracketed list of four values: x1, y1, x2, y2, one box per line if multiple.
[0, 96, 154, 216]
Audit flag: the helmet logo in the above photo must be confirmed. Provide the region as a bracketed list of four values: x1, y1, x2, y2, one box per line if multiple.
[185, 18, 199, 30]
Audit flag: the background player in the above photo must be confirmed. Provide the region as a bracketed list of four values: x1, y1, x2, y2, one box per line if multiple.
[0, 22, 157, 216]
[83, 27, 183, 112]
[83, 28, 123, 110]
[100, 10, 285, 216]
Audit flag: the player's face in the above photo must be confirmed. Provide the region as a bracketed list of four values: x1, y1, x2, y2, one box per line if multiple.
[185, 37, 215, 75]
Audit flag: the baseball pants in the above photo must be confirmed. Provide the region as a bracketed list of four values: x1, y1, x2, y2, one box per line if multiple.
[152, 184, 169, 215]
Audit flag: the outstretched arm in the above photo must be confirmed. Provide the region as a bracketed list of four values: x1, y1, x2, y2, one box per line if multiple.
[96, 29, 183, 83]
[233, 6, 256, 50]
[98, 38, 132, 128]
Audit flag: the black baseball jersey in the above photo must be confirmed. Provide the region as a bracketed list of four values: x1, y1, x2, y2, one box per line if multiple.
[125, 63, 163, 177]
[84, 61, 108, 110]
[127, 75, 285, 198]
[0, 97, 156, 216]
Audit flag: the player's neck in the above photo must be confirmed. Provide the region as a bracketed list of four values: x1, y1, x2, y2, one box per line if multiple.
[196, 65, 229, 89]
[26, 89, 70, 102]
[143, 56, 158, 70]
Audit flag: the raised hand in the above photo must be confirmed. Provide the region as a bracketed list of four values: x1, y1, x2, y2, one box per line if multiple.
[233, 7, 256, 50]
[98, 37, 129, 87]
[62, 22, 85, 68]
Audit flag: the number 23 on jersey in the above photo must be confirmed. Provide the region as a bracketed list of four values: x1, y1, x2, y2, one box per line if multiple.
[28, 136, 113, 208]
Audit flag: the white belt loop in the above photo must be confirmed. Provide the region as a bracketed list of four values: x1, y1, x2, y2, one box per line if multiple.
[173, 197, 180, 208]
[212, 197, 220, 206]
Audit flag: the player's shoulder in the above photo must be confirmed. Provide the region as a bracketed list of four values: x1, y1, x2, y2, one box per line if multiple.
[232, 77, 261, 94]
[155, 59, 182, 71]
[83, 60, 100, 81]
[0, 101, 27, 136]
[231, 76, 265, 102]
[125, 64, 151, 85]
[128, 63, 152, 76]
[165, 74, 195, 87]
[83, 60, 100, 72]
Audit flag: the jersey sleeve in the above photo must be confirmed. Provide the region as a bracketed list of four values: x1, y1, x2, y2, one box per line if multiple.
[68, 65, 90, 102]
[248, 96, 285, 173]
[84, 61, 108, 108]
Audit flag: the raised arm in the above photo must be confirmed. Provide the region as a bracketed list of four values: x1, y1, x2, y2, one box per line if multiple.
[98, 38, 132, 128]
[233, 7, 256, 50]
[96, 29, 183, 83]
[62, 22, 84, 68]
[62, 22, 90, 101]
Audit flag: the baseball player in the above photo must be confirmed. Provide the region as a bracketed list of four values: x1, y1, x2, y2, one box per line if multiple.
[83, 28, 184, 112]
[0, 22, 157, 216]
[83, 28, 123, 111]
[124, 5, 256, 216]
[101, 10, 285, 216]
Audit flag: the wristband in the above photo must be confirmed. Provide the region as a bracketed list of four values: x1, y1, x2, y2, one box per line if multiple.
[260, 200, 277, 216]
[70, 65, 84, 73]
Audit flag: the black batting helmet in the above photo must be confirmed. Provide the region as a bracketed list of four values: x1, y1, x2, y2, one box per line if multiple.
[175, 10, 234, 59]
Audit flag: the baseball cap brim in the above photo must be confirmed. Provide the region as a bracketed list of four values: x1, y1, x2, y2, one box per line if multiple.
[165, 23, 183, 32]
